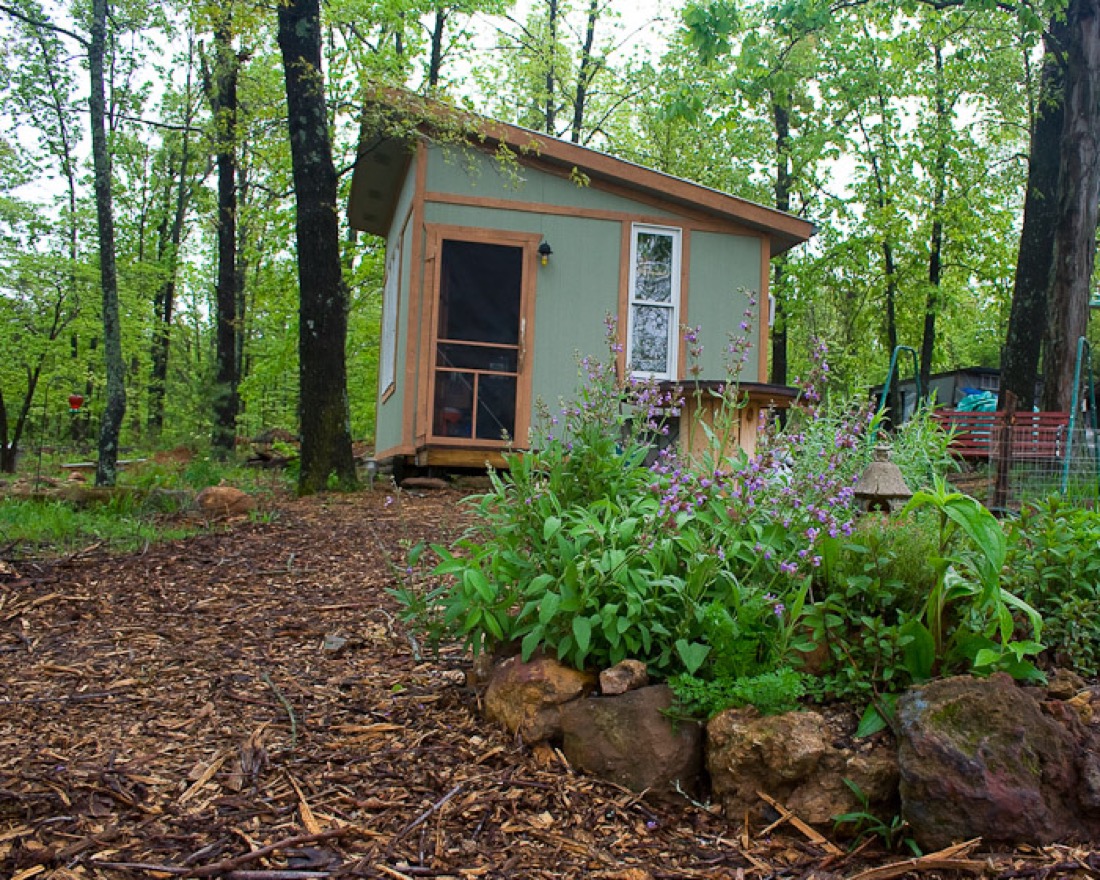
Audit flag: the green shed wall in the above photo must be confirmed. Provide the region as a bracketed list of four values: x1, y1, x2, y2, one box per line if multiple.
[371, 143, 782, 458]
[685, 231, 764, 382]
[374, 168, 419, 456]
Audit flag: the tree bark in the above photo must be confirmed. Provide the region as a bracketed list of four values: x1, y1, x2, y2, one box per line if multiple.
[149, 42, 196, 436]
[1001, 19, 1068, 410]
[1041, 0, 1100, 413]
[544, 0, 558, 133]
[428, 7, 446, 87]
[277, 0, 357, 494]
[770, 99, 791, 386]
[570, 0, 600, 144]
[919, 44, 947, 397]
[90, 0, 126, 487]
[0, 371, 41, 474]
[0, 387, 11, 472]
[206, 16, 242, 455]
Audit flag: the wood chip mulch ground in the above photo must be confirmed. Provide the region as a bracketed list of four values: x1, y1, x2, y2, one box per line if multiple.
[1, 487, 1096, 880]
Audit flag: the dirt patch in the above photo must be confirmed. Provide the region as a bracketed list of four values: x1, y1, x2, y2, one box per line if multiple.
[0, 489, 1093, 878]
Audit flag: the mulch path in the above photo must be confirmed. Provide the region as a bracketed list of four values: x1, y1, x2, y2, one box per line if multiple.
[0, 488, 1093, 879]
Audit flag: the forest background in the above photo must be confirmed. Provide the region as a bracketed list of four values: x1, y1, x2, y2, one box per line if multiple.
[1, 0, 1095, 483]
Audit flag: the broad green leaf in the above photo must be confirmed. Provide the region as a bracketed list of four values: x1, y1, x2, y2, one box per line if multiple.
[543, 516, 562, 541]
[465, 569, 495, 602]
[899, 619, 935, 682]
[675, 639, 711, 675]
[572, 617, 592, 655]
[521, 626, 544, 661]
[539, 591, 562, 625]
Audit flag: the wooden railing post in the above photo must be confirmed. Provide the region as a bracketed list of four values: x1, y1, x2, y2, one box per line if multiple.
[993, 390, 1017, 511]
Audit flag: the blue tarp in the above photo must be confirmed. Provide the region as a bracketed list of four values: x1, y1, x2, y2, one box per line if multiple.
[957, 391, 997, 412]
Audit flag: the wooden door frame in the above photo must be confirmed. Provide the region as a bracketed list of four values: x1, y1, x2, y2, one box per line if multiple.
[421, 224, 541, 449]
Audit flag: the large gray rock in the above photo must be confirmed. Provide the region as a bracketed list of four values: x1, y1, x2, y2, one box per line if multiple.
[483, 653, 594, 743]
[897, 674, 1100, 850]
[559, 685, 703, 795]
[707, 707, 898, 825]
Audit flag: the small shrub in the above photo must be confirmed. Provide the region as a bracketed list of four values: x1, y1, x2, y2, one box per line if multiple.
[393, 315, 973, 707]
[1005, 497, 1100, 676]
[669, 667, 806, 718]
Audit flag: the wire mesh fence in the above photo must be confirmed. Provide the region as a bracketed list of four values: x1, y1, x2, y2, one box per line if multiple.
[985, 416, 1100, 511]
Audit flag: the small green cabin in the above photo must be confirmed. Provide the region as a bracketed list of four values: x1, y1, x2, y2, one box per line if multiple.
[348, 98, 815, 471]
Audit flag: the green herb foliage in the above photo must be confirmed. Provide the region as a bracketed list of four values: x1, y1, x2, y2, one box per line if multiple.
[1004, 497, 1100, 676]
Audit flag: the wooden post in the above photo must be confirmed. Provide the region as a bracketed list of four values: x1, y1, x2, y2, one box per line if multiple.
[993, 390, 1017, 511]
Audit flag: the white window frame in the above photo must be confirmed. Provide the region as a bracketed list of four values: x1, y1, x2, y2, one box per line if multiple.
[626, 223, 682, 381]
[379, 237, 402, 397]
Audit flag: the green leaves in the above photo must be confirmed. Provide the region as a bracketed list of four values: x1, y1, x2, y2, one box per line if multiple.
[675, 639, 712, 676]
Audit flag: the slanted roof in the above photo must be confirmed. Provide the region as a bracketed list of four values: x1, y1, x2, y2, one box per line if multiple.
[348, 91, 816, 257]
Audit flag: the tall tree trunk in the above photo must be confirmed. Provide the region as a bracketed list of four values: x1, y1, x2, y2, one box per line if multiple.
[0, 369, 40, 473]
[919, 45, 947, 397]
[770, 98, 791, 386]
[544, 0, 558, 133]
[570, 0, 599, 144]
[277, 0, 357, 494]
[1041, 0, 1100, 413]
[1002, 20, 1068, 411]
[0, 387, 11, 472]
[149, 43, 196, 436]
[428, 7, 446, 87]
[207, 16, 242, 455]
[235, 156, 249, 395]
[148, 168, 187, 437]
[90, 0, 126, 487]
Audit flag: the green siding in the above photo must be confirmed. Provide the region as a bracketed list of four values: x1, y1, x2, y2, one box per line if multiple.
[426, 145, 684, 222]
[375, 171, 419, 455]
[685, 231, 763, 382]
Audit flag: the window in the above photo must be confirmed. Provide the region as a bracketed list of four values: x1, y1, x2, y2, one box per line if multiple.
[379, 238, 401, 396]
[627, 225, 681, 380]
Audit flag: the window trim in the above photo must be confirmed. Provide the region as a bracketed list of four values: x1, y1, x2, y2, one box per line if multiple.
[626, 223, 682, 381]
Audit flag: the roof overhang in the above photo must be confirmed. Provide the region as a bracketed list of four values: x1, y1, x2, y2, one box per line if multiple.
[347, 133, 414, 237]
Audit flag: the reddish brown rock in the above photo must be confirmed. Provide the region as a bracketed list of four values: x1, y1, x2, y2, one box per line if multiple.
[559, 685, 704, 795]
[599, 659, 649, 695]
[195, 485, 255, 516]
[483, 653, 594, 743]
[897, 674, 1100, 850]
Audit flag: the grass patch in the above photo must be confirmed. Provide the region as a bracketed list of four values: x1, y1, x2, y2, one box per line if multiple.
[1, 449, 294, 560]
[0, 495, 201, 559]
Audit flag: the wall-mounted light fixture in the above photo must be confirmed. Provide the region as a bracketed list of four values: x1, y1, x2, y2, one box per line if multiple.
[538, 240, 553, 266]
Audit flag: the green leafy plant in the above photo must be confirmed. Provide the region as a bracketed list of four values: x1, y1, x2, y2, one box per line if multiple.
[0, 496, 198, 558]
[803, 516, 939, 705]
[904, 478, 1044, 679]
[833, 779, 920, 855]
[1004, 497, 1100, 675]
[669, 667, 806, 718]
